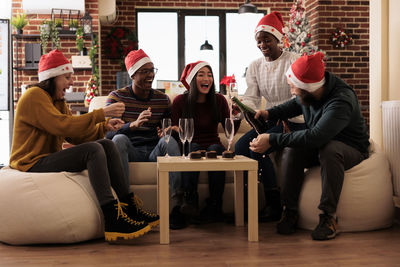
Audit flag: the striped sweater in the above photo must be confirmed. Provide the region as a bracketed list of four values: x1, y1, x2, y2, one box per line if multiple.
[106, 86, 171, 146]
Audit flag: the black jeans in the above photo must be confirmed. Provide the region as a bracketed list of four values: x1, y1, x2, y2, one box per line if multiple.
[29, 139, 130, 206]
[183, 142, 225, 206]
[280, 140, 369, 214]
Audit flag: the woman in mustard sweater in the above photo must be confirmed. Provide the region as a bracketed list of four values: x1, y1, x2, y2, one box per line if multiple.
[9, 50, 158, 242]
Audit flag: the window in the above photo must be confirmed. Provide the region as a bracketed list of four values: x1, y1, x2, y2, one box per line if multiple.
[137, 9, 265, 95]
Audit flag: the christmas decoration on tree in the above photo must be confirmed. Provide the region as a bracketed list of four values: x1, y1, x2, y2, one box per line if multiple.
[283, 0, 323, 56]
[84, 76, 99, 107]
[331, 28, 352, 48]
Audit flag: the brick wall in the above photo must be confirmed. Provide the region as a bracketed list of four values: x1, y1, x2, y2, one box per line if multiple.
[307, 0, 370, 123]
[11, 0, 99, 105]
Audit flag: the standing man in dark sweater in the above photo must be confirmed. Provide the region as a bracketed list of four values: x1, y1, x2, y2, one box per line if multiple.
[106, 49, 181, 228]
[249, 52, 369, 241]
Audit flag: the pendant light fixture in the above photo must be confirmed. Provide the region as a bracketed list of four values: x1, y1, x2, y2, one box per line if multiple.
[238, 0, 258, 14]
[200, 0, 213, 50]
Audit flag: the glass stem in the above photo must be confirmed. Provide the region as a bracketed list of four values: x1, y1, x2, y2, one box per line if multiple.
[182, 141, 185, 158]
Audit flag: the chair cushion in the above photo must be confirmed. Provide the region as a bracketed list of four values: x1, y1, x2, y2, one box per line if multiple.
[0, 168, 104, 245]
[298, 141, 394, 232]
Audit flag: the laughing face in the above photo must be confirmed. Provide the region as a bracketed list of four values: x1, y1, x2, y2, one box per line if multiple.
[255, 31, 281, 60]
[132, 62, 155, 98]
[195, 66, 213, 96]
[54, 73, 73, 100]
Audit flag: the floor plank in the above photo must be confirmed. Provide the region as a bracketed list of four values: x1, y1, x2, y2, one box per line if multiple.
[1, 222, 400, 266]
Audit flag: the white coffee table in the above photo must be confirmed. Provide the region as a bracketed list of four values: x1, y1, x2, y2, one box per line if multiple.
[157, 155, 258, 244]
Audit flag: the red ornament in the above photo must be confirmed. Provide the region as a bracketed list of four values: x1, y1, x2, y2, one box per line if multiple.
[301, 42, 305, 47]
[307, 33, 311, 38]
[295, 20, 300, 25]
[290, 28, 295, 33]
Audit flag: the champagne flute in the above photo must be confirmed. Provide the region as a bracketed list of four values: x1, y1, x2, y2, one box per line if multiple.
[178, 118, 187, 158]
[186, 118, 194, 159]
[162, 118, 172, 157]
[224, 118, 235, 152]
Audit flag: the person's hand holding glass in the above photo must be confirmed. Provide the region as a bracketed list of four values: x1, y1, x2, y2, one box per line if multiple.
[162, 118, 172, 157]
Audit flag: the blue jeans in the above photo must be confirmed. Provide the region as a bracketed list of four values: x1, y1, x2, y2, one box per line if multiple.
[234, 120, 306, 190]
[112, 134, 182, 195]
[180, 142, 226, 205]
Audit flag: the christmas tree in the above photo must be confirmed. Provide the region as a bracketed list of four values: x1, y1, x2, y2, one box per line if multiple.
[283, 0, 322, 56]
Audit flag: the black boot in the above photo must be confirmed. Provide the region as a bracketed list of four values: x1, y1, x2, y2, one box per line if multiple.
[101, 200, 151, 242]
[259, 189, 282, 222]
[191, 198, 224, 224]
[180, 191, 199, 217]
[120, 193, 160, 228]
[170, 205, 188, 230]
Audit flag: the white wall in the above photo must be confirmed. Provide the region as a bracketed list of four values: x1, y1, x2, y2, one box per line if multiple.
[388, 0, 400, 100]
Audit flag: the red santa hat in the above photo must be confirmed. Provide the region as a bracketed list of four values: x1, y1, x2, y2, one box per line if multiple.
[38, 49, 73, 82]
[285, 52, 326, 92]
[125, 49, 152, 78]
[254, 11, 284, 41]
[180, 61, 210, 90]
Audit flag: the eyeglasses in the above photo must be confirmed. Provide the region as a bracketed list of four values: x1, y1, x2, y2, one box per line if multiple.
[136, 68, 158, 75]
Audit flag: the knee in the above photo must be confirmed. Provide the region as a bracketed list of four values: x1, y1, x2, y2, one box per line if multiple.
[319, 141, 343, 164]
[112, 134, 129, 150]
[85, 142, 106, 158]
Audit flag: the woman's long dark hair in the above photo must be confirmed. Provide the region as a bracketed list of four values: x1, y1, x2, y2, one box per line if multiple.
[27, 78, 57, 98]
[181, 66, 220, 123]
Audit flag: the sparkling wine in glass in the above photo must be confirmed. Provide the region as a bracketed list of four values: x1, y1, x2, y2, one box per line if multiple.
[224, 118, 235, 152]
[162, 118, 172, 157]
[179, 118, 187, 158]
[186, 118, 194, 158]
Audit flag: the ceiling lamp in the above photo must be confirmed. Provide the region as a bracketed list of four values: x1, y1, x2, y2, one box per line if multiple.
[200, 40, 213, 50]
[238, 0, 258, 14]
[200, 0, 213, 50]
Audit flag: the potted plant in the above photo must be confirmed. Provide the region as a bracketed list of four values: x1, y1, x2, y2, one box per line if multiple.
[11, 12, 28, 34]
[40, 21, 51, 54]
[75, 27, 85, 55]
[69, 19, 78, 32]
[55, 18, 63, 31]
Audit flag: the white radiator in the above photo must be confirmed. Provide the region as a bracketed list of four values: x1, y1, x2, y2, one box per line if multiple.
[382, 100, 400, 197]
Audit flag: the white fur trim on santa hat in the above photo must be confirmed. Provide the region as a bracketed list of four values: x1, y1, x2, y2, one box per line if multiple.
[128, 57, 152, 78]
[285, 66, 325, 92]
[38, 63, 73, 82]
[185, 61, 210, 86]
[255, 25, 283, 41]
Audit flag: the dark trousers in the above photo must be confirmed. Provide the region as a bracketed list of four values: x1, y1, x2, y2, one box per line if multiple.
[281, 140, 368, 214]
[183, 142, 225, 205]
[29, 139, 130, 206]
[235, 120, 306, 190]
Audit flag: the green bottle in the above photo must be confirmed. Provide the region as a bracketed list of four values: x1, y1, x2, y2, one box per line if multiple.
[232, 96, 268, 134]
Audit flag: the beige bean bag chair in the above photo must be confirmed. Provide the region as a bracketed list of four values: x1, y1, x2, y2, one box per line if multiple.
[0, 168, 104, 245]
[298, 140, 394, 232]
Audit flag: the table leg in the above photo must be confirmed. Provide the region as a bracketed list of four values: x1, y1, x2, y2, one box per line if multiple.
[234, 170, 244, 226]
[247, 170, 258, 242]
[159, 170, 170, 244]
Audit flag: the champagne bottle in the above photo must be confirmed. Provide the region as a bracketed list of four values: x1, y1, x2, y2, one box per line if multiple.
[232, 96, 268, 134]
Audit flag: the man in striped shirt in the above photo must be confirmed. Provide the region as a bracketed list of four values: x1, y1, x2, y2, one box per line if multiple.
[106, 50, 181, 226]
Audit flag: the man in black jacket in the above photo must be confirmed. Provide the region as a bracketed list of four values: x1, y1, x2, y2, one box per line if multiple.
[249, 52, 369, 240]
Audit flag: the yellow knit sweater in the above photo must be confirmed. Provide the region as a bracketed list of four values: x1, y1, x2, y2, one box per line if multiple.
[10, 86, 107, 171]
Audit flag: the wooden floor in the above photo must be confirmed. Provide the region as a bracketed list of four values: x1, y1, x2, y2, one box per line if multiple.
[1, 221, 400, 266]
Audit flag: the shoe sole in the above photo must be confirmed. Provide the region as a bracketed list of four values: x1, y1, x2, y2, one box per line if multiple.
[105, 225, 151, 242]
[312, 230, 341, 241]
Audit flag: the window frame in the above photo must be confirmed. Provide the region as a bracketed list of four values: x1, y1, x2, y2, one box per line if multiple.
[135, 8, 267, 92]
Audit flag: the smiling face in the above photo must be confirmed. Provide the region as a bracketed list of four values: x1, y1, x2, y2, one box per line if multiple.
[132, 62, 155, 98]
[53, 73, 73, 100]
[195, 66, 213, 96]
[255, 31, 281, 60]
